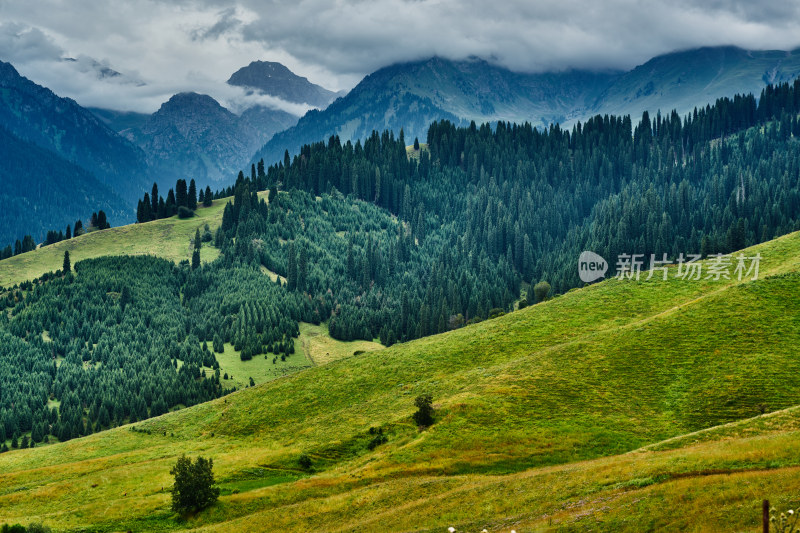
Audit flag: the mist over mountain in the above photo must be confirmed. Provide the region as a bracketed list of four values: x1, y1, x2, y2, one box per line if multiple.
[592, 46, 800, 119]
[0, 60, 150, 203]
[254, 46, 800, 166]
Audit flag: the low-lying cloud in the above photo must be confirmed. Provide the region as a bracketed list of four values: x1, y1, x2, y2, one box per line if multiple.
[1, 0, 799, 114]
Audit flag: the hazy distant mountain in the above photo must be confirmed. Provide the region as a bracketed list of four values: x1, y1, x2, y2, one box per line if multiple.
[253, 47, 800, 167]
[0, 60, 150, 203]
[253, 57, 618, 165]
[592, 46, 800, 120]
[228, 60, 338, 107]
[115, 92, 296, 188]
[0, 125, 129, 245]
[89, 107, 150, 136]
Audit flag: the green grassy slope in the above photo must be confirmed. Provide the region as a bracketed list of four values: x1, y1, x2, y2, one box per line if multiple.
[0, 196, 246, 288]
[0, 231, 798, 531]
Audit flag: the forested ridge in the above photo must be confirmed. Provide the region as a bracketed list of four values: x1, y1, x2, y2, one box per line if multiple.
[1, 80, 799, 451]
[215, 80, 800, 344]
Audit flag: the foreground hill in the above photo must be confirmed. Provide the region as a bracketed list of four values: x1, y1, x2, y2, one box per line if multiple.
[1, 230, 798, 531]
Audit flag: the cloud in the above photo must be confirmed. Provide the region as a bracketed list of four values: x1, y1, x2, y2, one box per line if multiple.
[191, 6, 244, 41]
[1, 0, 799, 114]
[0, 21, 63, 63]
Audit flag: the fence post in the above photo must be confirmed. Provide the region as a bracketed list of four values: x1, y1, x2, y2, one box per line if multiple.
[763, 499, 770, 533]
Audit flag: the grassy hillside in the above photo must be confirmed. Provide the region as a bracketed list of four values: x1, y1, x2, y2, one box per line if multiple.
[0, 195, 255, 288]
[1, 230, 798, 531]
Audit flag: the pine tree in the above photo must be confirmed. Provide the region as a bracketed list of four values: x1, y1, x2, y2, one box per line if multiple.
[298, 246, 308, 291]
[176, 179, 188, 208]
[188, 179, 198, 210]
[151, 182, 160, 216]
[192, 249, 201, 270]
[204, 186, 213, 207]
[98, 210, 109, 229]
[286, 242, 297, 290]
[63, 251, 71, 273]
[166, 189, 177, 216]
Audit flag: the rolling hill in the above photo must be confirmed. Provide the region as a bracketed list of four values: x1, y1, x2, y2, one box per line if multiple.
[0, 227, 798, 531]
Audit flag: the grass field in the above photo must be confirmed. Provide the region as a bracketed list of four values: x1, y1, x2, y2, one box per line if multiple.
[0, 192, 266, 288]
[0, 231, 799, 531]
[298, 322, 383, 366]
[210, 323, 384, 390]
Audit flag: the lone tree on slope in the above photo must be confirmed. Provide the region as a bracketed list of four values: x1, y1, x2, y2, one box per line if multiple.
[170, 455, 219, 514]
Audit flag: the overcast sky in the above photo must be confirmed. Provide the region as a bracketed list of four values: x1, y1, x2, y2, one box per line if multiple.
[1, 0, 799, 114]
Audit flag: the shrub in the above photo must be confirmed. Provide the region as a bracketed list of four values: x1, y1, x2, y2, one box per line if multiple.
[413, 394, 434, 427]
[298, 454, 312, 470]
[533, 281, 551, 303]
[177, 206, 194, 219]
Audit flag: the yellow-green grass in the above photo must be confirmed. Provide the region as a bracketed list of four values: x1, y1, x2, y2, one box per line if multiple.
[1, 231, 799, 531]
[0, 193, 270, 288]
[210, 323, 383, 390]
[298, 322, 383, 366]
[212, 341, 311, 390]
[405, 142, 429, 160]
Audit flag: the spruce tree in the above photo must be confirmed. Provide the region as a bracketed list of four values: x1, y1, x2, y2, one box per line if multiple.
[188, 179, 198, 210]
[151, 182, 159, 216]
[176, 179, 188, 208]
[63, 251, 71, 273]
[203, 186, 213, 207]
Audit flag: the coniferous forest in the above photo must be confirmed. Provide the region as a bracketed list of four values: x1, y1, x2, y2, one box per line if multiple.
[1, 81, 800, 450]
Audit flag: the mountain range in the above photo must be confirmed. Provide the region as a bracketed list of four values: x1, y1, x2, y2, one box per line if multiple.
[3, 45, 800, 245]
[254, 46, 800, 165]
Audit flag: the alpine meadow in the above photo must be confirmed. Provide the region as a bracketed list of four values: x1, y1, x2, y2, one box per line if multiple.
[1, 2, 800, 532]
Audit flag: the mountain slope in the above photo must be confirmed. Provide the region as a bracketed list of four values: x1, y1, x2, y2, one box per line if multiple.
[0, 126, 130, 245]
[594, 45, 800, 120]
[254, 47, 800, 167]
[0, 60, 149, 203]
[1, 229, 798, 531]
[117, 93, 296, 188]
[228, 60, 338, 107]
[254, 57, 617, 164]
